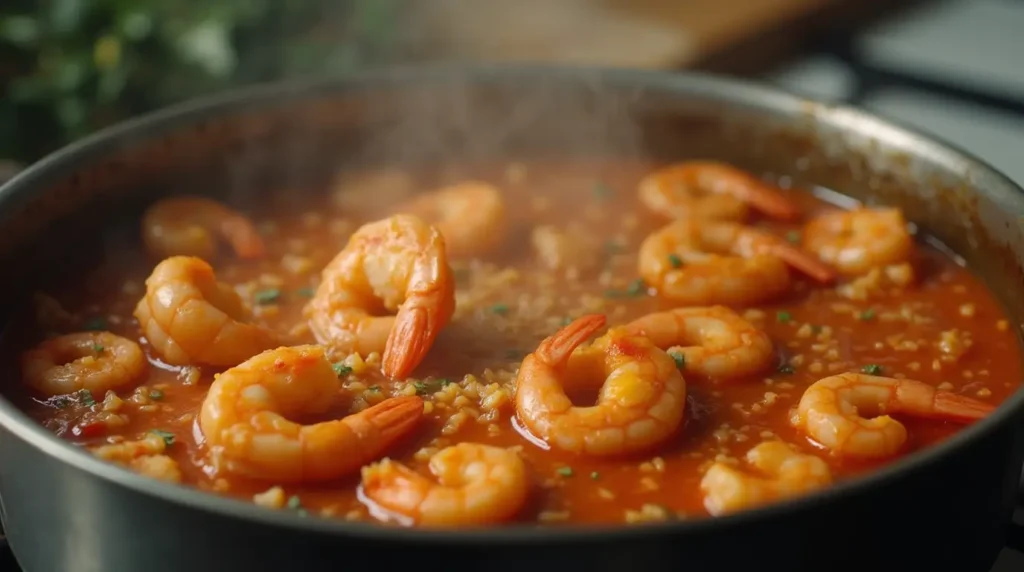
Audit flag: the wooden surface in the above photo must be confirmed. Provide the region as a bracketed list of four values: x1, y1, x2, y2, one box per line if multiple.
[397, 0, 837, 69]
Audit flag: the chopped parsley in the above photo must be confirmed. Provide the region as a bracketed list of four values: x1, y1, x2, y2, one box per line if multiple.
[776, 311, 792, 323]
[490, 303, 510, 315]
[367, 385, 380, 392]
[556, 466, 574, 477]
[150, 429, 175, 446]
[83, 317, 107, 331]
[295, 287, 315, 298]
[286, 495, 308, 517]
[414, 378, 451, 395]
[332, 363, 352, 377]
[590, 471, 600, 480]
[785, 230, 801, 244]
[669, 351, 685, 370]
[667, 253, 683, 269]
[413, 382, 428, 395]
[861, 364, 883, 375]
[777, 363, 796, 375]
[859, 309, 876, 321]
[76, 389, 96, 407]
[92, 344, 104, 353]
[592, 182, 614, 199]
[148, 389, 164, 401]
[254, 289, 281, 305]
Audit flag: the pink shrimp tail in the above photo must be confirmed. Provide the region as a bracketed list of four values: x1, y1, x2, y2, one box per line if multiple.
[933, 391, 996, 423]
[358, 395, 425, 443]
[536, 314, 606, 367]
[221, 216, 265, 259]
[382, 304, 444, 379]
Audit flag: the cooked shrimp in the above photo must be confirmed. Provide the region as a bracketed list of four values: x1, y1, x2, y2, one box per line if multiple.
[360, 443, 529, 527]
[399, 181, 507, 259]
[793, 373, 995, 458]
[638, 219, 834, 307]
[305, 214, 456, 379]
[199, 345, 424, 482]
[21, 331, 146, 397]
[514, 314, 686, 456]
[803, 208, 913, 276]
[134, 256, 283, 367]
[622, 306, 774, 381]
[92, 432, 183, 483]
[141, 196, 264, 260]
[639, 161, 800, 222]
[700, 441, 832, 516]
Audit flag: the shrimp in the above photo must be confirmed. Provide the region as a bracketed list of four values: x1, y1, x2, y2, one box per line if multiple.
[134, 256, 284, 367]
[638, 161, 800, 222]
[803, 208, 913, 276]
[399, 181, 507, 259]
[199, 345, 424, 482]
[360, 443, 529, 527]
[793, 373, 995, 458]
[622, 306, 774, 381]
[141, 196, 265, 260]
[514, 314, 686, 456]
[21, 331, 146, 397]
[700, 441, 832, 516]
[92, 432, 183, 483]
[305, 214, 456, 379]
[638, 219, 834, 307]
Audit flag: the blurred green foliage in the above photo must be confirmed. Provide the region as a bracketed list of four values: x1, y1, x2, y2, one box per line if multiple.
[0, 0, 399, 162]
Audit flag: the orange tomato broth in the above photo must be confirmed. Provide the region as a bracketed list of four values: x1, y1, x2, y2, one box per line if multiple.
[7, 159, 1022, 526]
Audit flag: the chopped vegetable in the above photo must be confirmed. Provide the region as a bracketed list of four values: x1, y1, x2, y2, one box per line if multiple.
[148, 389, 164, 401]
[295, 287, 315, 298]
[150, 429, 175, 446]
[776, 311, 792, 323]
[332, 363, 352, 377]
[557, 466, 574, 477]
[667, 253, 683, 268]
[862, 364, 883, 375]
[92, 343, 104, 353]
[75, 389, 96, 407]
[626, 279, 647, 297]
[669, 351, 685, 370]
[778, 363, 796, 375]
[254, 289, 281, 305]
[859, 309, 876, 321]
[490, 303, 510, 315]
[590, 471, 600, 480]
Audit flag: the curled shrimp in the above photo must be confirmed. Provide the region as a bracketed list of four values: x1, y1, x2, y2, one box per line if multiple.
[21, 331, 146, 397]
[133, 256, 284, 367]
[141, 196, 264, 260]
[514, 314, 686, 456]
[638, 219, 834, 307]
[199, 344, 424, 482]
[803, 208, 913, 276]
[305, 214, 456, 379]
[793, 373, 995, 458]
[638, 161, 800, 222]
[622, 306, 774, 381]
[700, 441, 832, 516]
[399, 181, 508, 259]
[360, 443, 529, 527]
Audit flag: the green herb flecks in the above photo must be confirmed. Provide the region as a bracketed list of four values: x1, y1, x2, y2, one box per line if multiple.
[778, 363, 796, 375]
[669, 351, 685, 370]
[76, 388, 96, 407]
[859, 308, 876, 321]
[861, 364, 883, 375]
[490, 303, 510, 315]
[590, 471, 600, 480]
[785, 231, 801, 244]
[149, 389, 164, 401]
[332, 363, 352, 377]
[776, 311, 792, 323]
[150, 429, 175, 446]
[286, 495, 308, 517]
[667, 253, 683, 268]
[556, 466, 574, 477]
[254, 289, 281, 305]
[295, 287, 315, 298]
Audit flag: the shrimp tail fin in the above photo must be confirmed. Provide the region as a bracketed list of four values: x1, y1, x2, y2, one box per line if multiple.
[536, 314, 606, 366]
[743, 187, 801, 222]
[220, 216, 265, 259]
[772, 245, 836, 284]
[933, 391, 996, 422]
[360, 395, 425, 441]
[383, 306, 433, 379]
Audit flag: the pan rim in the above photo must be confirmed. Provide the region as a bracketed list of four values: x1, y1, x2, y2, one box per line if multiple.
[1, 62, 1022, 544]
